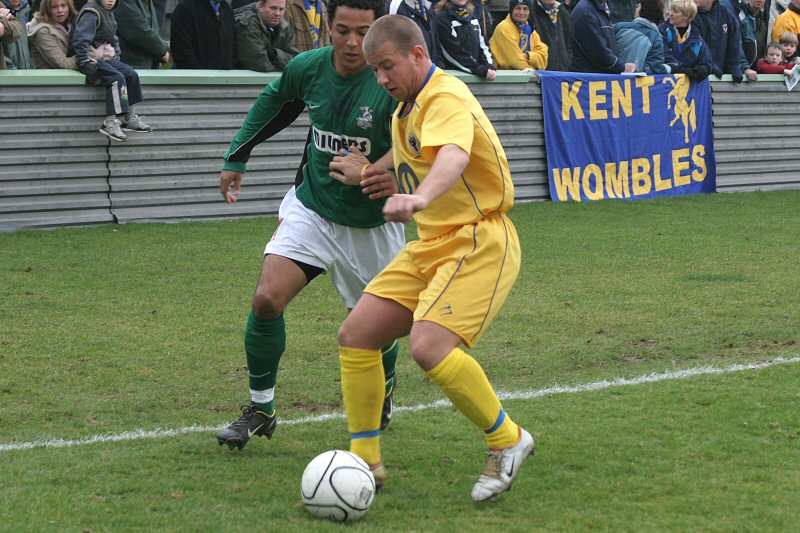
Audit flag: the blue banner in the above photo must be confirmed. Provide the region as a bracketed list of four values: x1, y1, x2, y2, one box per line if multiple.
[539, 71, 716, 202]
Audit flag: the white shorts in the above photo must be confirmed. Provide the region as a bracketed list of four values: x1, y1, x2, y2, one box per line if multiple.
[265, 188, 406, 308]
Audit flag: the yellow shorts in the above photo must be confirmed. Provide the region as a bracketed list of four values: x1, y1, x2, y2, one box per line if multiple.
[365, 212, 521, 348]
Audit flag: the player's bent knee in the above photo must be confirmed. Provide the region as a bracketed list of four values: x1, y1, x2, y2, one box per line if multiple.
[337, 319, 360, 348]
[337, 322, 351, 347]
[252, 287, 288, 320]
[409, 328, 461, 371]
[338, 318, 381, 350]
[408, 338, 442, 371]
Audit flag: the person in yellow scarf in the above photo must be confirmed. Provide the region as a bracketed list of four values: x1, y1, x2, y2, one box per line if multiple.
[490, 0, 548, 70]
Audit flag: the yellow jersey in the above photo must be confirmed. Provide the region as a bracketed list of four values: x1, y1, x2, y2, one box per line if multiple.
[392, 67, 515, 239]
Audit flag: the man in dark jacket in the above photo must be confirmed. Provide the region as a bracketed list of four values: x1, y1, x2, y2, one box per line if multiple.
[531, 0, 572, 71]
[234, 0, 299, 71]
[170, 0, 236, 69]
[570, 0, 636, 72]
[722, 0, 771, 68]
[115, 0, 169, 68]
[693, 0, 757, 81]
[432, 0, 495, 79]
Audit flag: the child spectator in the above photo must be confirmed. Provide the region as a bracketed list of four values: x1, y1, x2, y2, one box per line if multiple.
[658, 0, 713, 81]
[28, 0, 110, 69]
[779, 31, 800, 64]
[73, 0, 152, 141]
[755, 41, 796, 74]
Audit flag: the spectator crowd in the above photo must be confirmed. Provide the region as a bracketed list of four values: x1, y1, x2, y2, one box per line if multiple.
[4, 0, 799, 77]
[2, 0, 799, 137]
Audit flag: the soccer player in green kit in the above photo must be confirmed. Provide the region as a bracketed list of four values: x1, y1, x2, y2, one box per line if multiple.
[217, 0, 403, 450]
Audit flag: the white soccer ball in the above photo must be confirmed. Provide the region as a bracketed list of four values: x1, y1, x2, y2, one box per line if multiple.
[300, 450, 376, 522]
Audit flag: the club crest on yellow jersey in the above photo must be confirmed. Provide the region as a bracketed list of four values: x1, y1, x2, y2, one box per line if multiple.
[407, 132, 420, 154]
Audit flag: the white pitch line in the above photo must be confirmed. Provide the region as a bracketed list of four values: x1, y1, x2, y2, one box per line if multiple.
[2, 355, 798, 453]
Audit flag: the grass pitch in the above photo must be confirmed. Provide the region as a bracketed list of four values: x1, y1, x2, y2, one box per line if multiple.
[1, 191, 799, 532]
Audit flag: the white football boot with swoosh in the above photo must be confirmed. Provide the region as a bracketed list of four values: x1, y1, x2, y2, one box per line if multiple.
[471, 428, 535, 502]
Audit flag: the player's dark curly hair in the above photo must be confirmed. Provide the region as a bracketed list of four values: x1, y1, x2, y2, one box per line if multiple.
[327, 0, 386, 26]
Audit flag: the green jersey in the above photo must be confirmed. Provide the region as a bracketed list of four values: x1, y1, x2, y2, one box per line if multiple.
[223, 47, 396, 228]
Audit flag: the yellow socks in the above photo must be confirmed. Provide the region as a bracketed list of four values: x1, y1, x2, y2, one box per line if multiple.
[341, 344, 520, 464]
[339, 346, 384, 465]
[426, 348, 519, 449]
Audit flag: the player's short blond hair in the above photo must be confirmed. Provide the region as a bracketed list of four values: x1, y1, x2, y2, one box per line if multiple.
[363, 14, 429, 57]
[670, 0, 697, 23]
[779, 31, 799, 46]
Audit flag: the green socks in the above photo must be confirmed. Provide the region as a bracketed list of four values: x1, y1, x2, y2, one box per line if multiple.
[245, 310, 286, 414]
[245, 311, 398, 413]
[381, 340, 399, 396]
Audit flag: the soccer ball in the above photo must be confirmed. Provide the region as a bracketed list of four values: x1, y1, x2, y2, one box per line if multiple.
[300, 450, 376, 522]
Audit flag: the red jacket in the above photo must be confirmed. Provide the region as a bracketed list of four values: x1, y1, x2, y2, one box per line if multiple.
[756, 59, 794, 74]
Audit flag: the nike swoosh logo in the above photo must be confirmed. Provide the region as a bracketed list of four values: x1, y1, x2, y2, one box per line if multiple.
[248, 423, 265, 438]
[308, 104, 320, 110]
[504, 456, 516, 478]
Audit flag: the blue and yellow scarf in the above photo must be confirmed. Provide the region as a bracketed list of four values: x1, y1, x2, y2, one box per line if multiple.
[541, 1, 558, 27]
[415, 0, 428, 22]
[304, 0, 324, 48]
[209, 0, 222, 19]
[516, 20, 533, 53]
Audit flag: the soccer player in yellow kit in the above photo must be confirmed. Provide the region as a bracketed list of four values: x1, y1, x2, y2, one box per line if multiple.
[337, 14, 534, 502]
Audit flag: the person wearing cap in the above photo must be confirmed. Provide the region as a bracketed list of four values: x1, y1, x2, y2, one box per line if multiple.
[490, 0, 548, 70]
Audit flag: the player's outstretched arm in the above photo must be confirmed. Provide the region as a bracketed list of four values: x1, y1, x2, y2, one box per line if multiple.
[220, 170, 243, 204]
